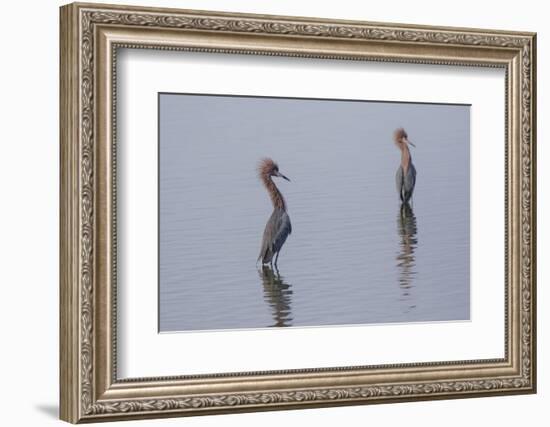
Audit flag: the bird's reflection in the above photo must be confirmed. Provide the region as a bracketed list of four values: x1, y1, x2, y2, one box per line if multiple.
[258, 266, 293, 327]
[396, 202, 418, 312]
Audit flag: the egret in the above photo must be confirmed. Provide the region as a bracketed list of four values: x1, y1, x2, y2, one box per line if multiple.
[257, 158, 292, 267]
[394, 128, 417, 204]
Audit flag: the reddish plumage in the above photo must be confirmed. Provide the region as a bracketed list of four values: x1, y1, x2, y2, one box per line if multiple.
[258, 157, 279, 178]
[393, 127, 412, 173]
[393, 127, 408, 143]
[258, 158, 287, 211]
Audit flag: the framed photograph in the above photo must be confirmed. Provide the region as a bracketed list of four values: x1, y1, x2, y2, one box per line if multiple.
[60, 2, 537, 423]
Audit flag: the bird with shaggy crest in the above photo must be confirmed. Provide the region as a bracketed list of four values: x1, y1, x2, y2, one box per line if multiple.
[394, 128, 417, 204]
[257, 158, 292, 267]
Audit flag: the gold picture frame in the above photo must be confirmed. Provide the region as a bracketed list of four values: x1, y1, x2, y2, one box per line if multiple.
[60, 2, 537, 423]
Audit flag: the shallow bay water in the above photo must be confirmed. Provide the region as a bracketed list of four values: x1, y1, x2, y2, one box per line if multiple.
[159, 94, 470, 332]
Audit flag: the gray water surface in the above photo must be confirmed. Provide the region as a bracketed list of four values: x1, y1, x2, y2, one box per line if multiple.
[159, 94, 470, 332]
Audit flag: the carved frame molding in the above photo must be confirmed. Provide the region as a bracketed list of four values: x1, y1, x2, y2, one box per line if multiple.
[60, 2, 536, 423]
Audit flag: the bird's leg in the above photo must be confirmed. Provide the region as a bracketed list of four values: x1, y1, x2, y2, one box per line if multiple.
[274, 251, 280, 268]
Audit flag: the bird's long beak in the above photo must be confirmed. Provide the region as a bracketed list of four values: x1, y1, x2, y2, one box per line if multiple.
[277, 172, 290, 182]
[406, 139, 416, 148]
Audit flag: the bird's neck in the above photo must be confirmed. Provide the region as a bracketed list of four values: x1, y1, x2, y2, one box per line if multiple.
[262, 175, 287, 211]
[400, 144, 411, 173]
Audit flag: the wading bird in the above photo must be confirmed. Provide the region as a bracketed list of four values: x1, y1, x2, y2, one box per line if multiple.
[257, 158, 292, 267]
[394, 128, 417, 204]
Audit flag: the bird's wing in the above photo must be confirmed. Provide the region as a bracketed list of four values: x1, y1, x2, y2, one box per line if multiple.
[258, 209, 291, 263]
[395, 166, 404, 194]
[404, 163, 416, 193]
[271, 210, 292, 255]
[258, 220, 274, 263]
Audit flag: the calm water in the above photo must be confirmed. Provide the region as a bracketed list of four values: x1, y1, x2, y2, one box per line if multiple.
[159, 94, 470, 332]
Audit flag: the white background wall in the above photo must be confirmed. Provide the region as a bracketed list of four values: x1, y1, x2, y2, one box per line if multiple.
[0, 0, 545, 426]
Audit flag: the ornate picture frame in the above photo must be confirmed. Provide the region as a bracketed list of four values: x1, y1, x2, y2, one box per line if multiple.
[60, 2, 536, 423]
